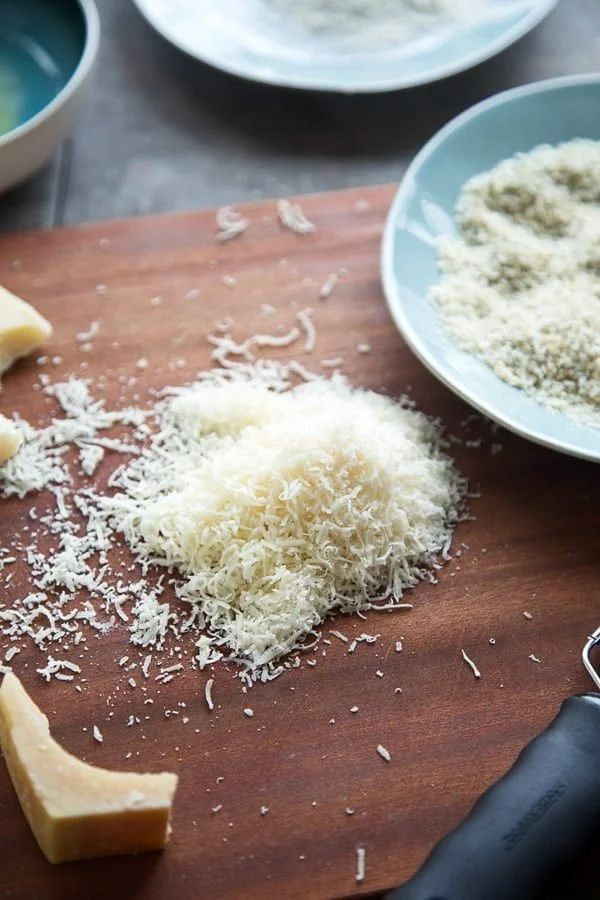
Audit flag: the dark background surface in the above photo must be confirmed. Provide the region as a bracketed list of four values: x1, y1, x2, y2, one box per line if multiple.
[1, 0, 598, 232]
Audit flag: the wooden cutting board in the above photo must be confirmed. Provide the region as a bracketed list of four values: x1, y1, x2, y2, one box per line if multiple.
[0, 185, 599, 900]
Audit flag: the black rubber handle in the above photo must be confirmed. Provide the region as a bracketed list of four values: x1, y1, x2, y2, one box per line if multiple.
[386, 694, 600, 900]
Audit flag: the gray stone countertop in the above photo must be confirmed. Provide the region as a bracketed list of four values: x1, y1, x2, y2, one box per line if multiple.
[1, 0, 599, 232]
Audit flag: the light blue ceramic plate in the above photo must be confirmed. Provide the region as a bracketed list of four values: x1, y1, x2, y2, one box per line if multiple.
[382, 74, 600, 463]
[133, 0, 557, 94]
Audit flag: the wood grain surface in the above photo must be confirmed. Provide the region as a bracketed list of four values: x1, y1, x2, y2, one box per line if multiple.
[0, 186, 599, 900]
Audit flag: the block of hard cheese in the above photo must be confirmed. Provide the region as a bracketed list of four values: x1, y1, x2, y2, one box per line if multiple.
[0, 673, 178, 864]
[0, 285, 53, 382]
[0, 414, 23, 464]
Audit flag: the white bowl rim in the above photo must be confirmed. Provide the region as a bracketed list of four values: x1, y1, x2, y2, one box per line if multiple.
[381, 71, 600, 462]
[132, 0, 558, 94]
[0, 0, 100, 149]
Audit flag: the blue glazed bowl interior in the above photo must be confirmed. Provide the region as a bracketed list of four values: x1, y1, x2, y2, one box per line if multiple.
[0, 0, 86, 138]
[382, 77, 600, 461]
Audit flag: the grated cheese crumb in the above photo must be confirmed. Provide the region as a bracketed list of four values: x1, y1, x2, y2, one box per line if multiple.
[79, 443, 104, 476]
[296, 308, 316, 353]
[215, 206, 249, 242]
[77, 321, 100, 343]
[205, 677, 215, 711]
[319, 273, 338, 300]
[356, 847, 366, 882]
[92, 725, 103, 743]
[277, 199, 316, 235]
[461, 648, 481, 679]
[376, 744, 391, 762]
[330, 630, 349, 644]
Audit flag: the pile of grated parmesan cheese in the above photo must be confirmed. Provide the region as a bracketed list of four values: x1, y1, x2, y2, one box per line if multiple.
[93, 373, 464, 670]
[0, 363, 463, 682]
[432, 139, 600, 427]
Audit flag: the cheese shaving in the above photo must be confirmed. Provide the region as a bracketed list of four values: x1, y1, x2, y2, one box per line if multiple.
[296, 308, 316, 352]
[319, 273, 339, 300]
[215, 206, 250, 242]
[376, 744, 391, 762]
[205, 677, 215, 711]
[461, 648, 481, 679]
[277, 199, 316, 235]
[356, 847, 366, 882]
[77, 321, 100, 343]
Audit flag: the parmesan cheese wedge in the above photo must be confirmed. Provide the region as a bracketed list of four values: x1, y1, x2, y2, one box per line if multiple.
[0, 414, 23, 464]
[0, 673, 178, 864]
[0, 285, 53, 383]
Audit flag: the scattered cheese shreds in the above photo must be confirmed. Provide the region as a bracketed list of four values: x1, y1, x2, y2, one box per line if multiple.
[0, 354, 464, 683]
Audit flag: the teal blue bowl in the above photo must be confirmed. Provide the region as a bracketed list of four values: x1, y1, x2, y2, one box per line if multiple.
[0, 0, 99, 192]
[382, 74, 600, 462]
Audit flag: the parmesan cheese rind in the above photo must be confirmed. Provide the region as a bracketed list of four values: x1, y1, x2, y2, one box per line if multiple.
[0, 673, 178, 864]
[0, 286, 53, 384]
[0, 414, 23, 464]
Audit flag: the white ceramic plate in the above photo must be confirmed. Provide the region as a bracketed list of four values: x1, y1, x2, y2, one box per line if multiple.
[132, 0, 558, 94]
[381, 74, 600, 463]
